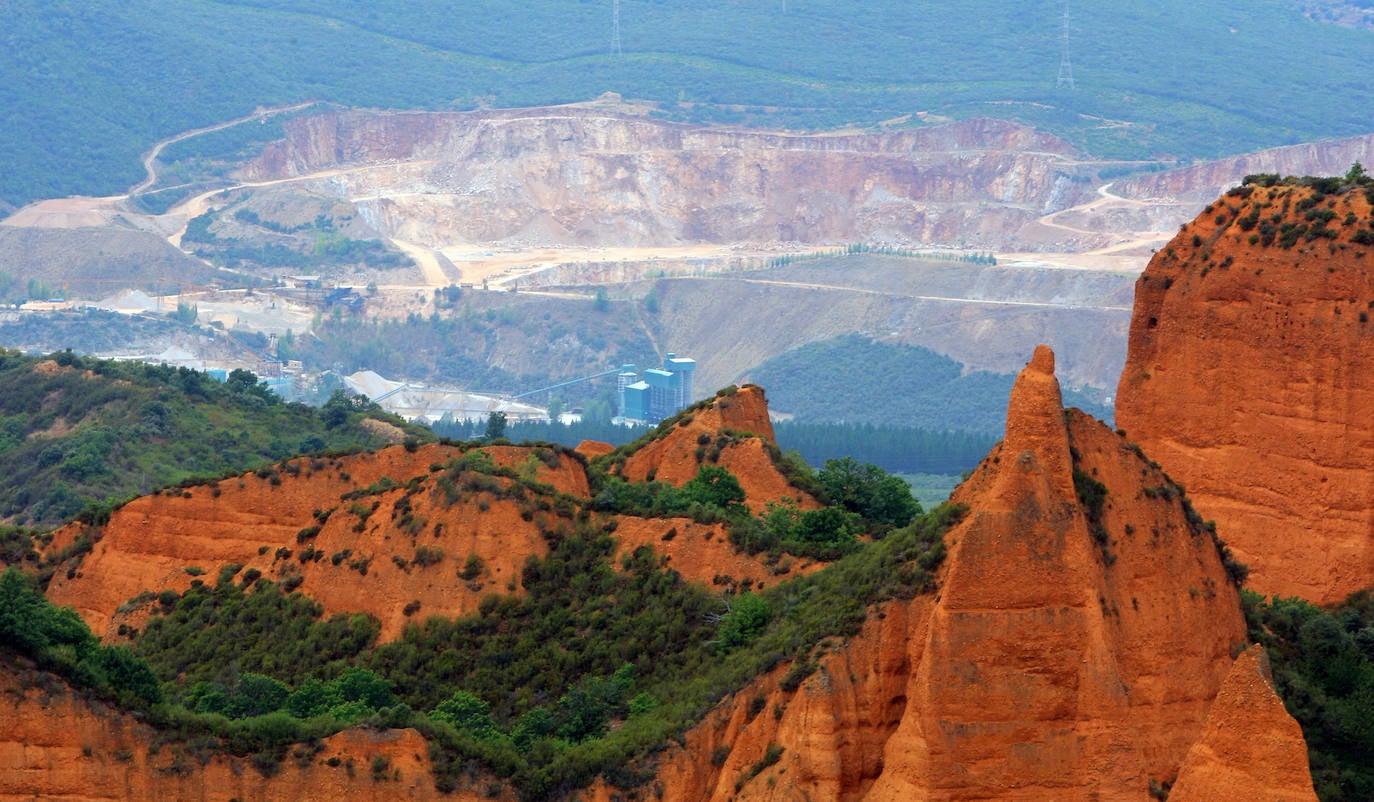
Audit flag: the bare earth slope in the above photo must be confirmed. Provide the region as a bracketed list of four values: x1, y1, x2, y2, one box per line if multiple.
[10, 352, 1316, 800]
[1116, 182, 1374, 604]
[607, 347, 1311, 801]
[0, 657, 455, 802]
[43, 393, 819, 643]
[245, 109, 1088, 252]
[618, 384, 819, 513]
[1169, 645, 1318, 802]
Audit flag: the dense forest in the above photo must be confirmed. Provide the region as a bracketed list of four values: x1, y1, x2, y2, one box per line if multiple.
[0, 349, 425, 526]
[1246, 591, 1374, 801]
[748, 334, 1111, 434]
[6, 0, 1374, 207]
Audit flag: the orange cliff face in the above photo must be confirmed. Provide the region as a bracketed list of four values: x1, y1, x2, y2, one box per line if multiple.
[16, 356, 1319, 801]
[44, 401, 814, 643]
[1169, 645, 1317, 802]
[628, 346, 1311, 801]
[44, 442, 560, 641]
[1116, 182, 1374, 604]
[0, 657, 472, 802]
[618, 385, 818, 513]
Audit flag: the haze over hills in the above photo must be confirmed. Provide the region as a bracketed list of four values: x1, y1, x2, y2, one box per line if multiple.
[5, 0, 1374, 209]
[6, 101, 1372, 413]
[3, 2, 1374, 796]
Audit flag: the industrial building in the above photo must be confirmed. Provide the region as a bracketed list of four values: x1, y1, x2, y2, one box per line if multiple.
[617, 353, 696, 423]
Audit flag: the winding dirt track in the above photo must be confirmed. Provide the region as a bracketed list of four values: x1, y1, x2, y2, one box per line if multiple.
[130, 101, 321, 196]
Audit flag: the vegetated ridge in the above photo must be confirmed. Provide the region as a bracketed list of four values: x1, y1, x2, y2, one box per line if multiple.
[1116, 171, 1374, 605]
[0, 349, 422, 528]
[13, 383, 936, 798]
[7, 0, 1374, 208]
[0, 349, 1320, 800]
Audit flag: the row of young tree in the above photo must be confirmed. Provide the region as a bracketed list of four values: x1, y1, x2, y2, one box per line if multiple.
[448, 418, 994, 479]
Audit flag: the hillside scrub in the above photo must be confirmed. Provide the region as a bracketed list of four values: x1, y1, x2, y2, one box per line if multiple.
[3, 472, 959, 799]
[0, 349, 425, 527]
[1245, 590, 1374, 802]
[0, 566, 162, 708]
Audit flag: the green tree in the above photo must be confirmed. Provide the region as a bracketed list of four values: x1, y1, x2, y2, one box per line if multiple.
[818, 457, 921, 527]
[0, 566, 51, 653]
[795, 506, 860, 545]
[92, 646, 163, 706]
[431, 690, 500, 741]
[681, 465, 746, 511]
[321, 390, 353, 428]
[511, 706, 557, 751]
[226, 673, 291, 718]
[716, 592, 771, 650]
[333, 666, 394, 709]
[556, 686, 608, 742]
[173, 302, 198, 324]
[287, 677, 343, 718]
[484, 411, 508, 441]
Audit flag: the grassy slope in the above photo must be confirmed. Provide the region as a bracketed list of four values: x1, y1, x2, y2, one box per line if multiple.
[4, 0, 1374, 206]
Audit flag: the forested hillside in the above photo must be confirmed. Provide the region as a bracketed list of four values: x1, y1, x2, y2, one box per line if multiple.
[0, 383, 956, 800]
[285, 295, 659, 401]
[0, 349, 425, 527]
[495, 417, 994, 479]
[6, 0, 1374, 207]
[748, 335, 1111, 433]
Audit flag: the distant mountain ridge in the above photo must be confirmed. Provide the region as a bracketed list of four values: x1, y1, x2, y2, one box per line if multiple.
[5, 0, 1374, 207]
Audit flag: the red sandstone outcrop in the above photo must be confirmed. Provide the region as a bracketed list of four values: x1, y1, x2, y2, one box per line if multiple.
[574, 439, 615, 460]
[617, 385, 818, 512]
[44, 399, 810, 642]
[0, 657, 467, 802]
[44, 443, 559, 641]
[1116, 181, 1374, 604]
[11, 350, 1316, 799]
[616, 346, 1273, 800]
[1170, 645, 1318, 802]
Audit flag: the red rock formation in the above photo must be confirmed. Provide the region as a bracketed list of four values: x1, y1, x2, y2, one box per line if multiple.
[44, 433, 798, 641]
[1170, 645, 1318, 802]
[0, 657, 470, 802]
[618, 385, 817, 513]
[44, 443, 560, 641]
[574, 439, 615, 461]
[17, 351, 1316, 800]
[611, 346, 1263, 801]
[1116, 182, 1374, 604]
[610, 515, 822, 594]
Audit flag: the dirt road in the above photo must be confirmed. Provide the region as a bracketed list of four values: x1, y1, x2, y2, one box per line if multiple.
[130, 101, 321, 196]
